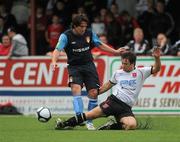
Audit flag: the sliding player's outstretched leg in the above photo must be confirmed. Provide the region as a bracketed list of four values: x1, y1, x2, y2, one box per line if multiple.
[55, 113, 86, 130]
[97, 119, 123, 130]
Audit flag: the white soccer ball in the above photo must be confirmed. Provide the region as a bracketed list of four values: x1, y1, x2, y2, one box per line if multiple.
[36, 107, 51, 122]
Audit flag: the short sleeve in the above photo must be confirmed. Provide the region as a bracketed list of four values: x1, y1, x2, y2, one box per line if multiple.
[55, 33, 68, 51]
[92, 32, 101, 47]
[110, 71, 117, 84]
[138, 66, 152, 80]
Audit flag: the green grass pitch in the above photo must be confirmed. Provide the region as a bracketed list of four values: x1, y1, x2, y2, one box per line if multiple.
[0, 115, 180, 142]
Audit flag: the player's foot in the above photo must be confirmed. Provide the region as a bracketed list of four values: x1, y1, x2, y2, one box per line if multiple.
[79, 122, 86, 126]
[97, 119, 115, 130]
[86, 122, 96, 130]
[55, 118, 64, 130]
[55, 118, 73, 130]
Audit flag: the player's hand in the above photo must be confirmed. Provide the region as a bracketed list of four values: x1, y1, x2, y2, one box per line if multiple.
[159, 35, 167, 48]
[115, 48, 126, 55]
[152, 47, 161, 58]
[51, 62, 58, 71]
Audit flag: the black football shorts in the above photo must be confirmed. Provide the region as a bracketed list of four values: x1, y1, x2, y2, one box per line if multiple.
[100, 95, 134, 119]
[67, 62, 100, 91]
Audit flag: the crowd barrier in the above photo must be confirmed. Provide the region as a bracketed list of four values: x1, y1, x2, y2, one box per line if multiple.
[0, 56, 179, 114]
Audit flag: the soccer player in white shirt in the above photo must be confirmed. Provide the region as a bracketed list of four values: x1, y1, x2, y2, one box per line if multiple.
[55, 47, 161, 130]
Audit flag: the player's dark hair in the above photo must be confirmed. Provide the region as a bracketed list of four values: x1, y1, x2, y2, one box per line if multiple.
[121, 51, 136, 65]
[72, 14, 89, 28]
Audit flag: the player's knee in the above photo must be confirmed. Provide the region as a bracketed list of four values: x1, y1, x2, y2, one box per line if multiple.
[71, 84, 81, 95]
[88, 89, 98, 98]
[126, 122, 137, 130]
[121, 117, 137, 130]
[122, 121, 137, 130]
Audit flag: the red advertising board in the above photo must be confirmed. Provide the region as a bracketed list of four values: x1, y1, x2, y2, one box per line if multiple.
[0, 57, 106, 88]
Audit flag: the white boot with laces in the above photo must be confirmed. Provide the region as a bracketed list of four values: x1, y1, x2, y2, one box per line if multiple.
[86, 122, 96, 130]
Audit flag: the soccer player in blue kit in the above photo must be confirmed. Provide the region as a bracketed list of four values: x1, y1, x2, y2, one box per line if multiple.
[51, 14, 125, 130]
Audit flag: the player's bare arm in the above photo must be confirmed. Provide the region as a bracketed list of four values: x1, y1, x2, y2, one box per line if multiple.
[51, 49, 61, 71]
[152, 48, 161, 74]
[99, 42, 126, 55]
[98, 81, 114, 95]
[151, 36, 166, 74]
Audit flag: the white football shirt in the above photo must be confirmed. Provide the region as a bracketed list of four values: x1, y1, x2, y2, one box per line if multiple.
[110, 67, 152, 107]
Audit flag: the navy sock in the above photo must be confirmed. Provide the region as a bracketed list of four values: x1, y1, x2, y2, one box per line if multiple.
[109, 123, 123, 130]
[63, 113, 86, 127]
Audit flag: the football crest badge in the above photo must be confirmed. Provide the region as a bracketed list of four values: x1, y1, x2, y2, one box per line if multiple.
[132, 73, 137, 78]
[86, 36, 90, 43]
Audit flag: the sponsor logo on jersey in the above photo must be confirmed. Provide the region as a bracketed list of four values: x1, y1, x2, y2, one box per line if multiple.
[72, 46, 89, 52]
[71, 41, 76, 44]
